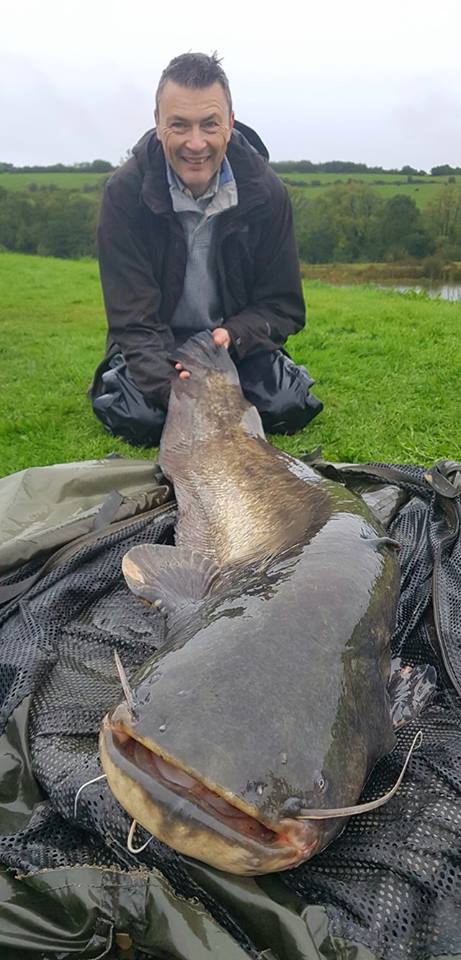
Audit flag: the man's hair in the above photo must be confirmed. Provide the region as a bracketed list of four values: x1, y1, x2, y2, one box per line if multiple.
[155, 52, 232, 115]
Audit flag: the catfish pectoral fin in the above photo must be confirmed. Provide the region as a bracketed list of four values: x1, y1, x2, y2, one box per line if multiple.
[122, 544, 221, 614]
[388, 660, 437, 730]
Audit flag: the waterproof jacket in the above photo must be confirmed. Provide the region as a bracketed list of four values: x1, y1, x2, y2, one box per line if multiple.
[97, 124, 306, 410]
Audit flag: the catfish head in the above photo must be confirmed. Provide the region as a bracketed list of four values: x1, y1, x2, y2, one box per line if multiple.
[99, 544, 410, 876]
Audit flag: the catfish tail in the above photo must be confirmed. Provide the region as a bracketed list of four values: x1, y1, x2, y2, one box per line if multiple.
[174, 331, 240, 385]
[161, 331, 264, 483]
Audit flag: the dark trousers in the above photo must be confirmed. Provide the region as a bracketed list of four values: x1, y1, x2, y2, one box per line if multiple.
[91, 349, 323, 448]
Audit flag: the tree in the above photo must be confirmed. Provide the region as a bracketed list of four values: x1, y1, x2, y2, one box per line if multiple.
[287, 183, 385, 263]
[379, 195, 430, 260]
[430, 164, 461, 177]
[90, 159, 114, 172]
[423, 184, 461, 257]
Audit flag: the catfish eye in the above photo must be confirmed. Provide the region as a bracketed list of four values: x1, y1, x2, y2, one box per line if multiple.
[314, 772, 326, 791]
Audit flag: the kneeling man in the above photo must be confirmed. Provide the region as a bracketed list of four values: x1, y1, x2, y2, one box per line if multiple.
[91, 52, 322, 446]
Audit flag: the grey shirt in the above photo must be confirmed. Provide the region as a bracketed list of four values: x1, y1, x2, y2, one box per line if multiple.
[167, 157, 238, 338]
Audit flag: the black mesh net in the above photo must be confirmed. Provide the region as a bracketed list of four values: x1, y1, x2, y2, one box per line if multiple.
[1, 463, 460, 960]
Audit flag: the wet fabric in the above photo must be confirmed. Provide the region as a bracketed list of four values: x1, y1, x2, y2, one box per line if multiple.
[91, 349, 323, 446]
[0, 458, 171, 576]
[0, 460, 460, 959]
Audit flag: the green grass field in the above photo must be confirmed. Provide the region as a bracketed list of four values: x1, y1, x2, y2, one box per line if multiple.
[0, 172, 109, 192]
[279, 171, 459, 209]
[2, 170, 459, 210]
[1, 252, 460, 478]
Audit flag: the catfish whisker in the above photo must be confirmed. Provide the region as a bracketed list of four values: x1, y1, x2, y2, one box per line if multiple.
[114, 649, 135, 712]
[127, 819, 154, 854]
[295, 730, 423, 820]
[73, 773, 107, 818]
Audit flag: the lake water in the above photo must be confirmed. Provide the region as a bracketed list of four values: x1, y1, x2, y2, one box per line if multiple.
[386, 283, 461, 301]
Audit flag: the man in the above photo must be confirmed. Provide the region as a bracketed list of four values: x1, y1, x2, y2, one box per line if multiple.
[91, 52, 322, 446]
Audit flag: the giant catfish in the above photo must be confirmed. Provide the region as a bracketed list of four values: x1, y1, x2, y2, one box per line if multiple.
[99, 332, 427, 876]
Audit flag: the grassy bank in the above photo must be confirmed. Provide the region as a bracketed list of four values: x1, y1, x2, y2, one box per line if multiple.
[300, 261, 461, 284]
[1, 252, 460, 477]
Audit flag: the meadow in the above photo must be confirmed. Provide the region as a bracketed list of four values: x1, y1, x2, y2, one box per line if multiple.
[279, 171, 459, 209]
[0, 172, 109, 192]
[1, 252, 460, 478]
[1, 170, 458, 210]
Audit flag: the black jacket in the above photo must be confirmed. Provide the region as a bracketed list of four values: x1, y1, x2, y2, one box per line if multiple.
[97, 125, 306, 410]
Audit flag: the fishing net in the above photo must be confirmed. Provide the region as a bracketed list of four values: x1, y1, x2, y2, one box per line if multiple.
[0, 462, 460, 959]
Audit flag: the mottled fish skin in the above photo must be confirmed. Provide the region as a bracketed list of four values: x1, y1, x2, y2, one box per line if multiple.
[100, 332, 401, 875]
[160, 334, 331, 569]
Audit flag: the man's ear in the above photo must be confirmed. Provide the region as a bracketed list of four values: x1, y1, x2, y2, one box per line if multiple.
[229, 111, 235, 129]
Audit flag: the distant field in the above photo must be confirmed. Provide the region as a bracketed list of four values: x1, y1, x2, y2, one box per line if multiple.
[0, 172, 109, 192]
[280, 172, 438, 184]
[279, 171, 459, 209]
[1, 252, 460, 477]
[1, 171, 459, 210]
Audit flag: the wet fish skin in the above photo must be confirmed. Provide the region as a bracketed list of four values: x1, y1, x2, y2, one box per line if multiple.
[100, 332, 400, 875]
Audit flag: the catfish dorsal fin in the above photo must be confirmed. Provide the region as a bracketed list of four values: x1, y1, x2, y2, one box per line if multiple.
[122, 544, 220, 616]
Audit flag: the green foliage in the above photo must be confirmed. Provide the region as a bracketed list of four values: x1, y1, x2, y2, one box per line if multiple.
[423, 184, 461, 258]
[380, 195, 431, 260]
[0, 189, 99, 258]
[0, 160, 114, 174]
[0, 172, 460, 266]
[431, 164, 461, 176]
[1, 253, 460, 477]
[271, 160, 428, 175]
[278, 171, 457, 211]
[0, 172, 109, 192]
[286, 179, 461, 264]
[288, 183, 430, 263]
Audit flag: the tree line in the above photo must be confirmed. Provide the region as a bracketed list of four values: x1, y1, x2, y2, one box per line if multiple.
[2, 159, 460, 175]
[271, 161, 461, 176]
[288, 182, 461, 264]
[0, 160, 114, 174]
[0, 179, 460, 264]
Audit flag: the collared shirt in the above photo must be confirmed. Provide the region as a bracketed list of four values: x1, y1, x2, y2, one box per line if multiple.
[166, 157, 238, 337]
[166, 155, 237, 212]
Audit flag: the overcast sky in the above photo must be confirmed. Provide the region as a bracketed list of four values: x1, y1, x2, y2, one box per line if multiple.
[1, 0, 460, 170]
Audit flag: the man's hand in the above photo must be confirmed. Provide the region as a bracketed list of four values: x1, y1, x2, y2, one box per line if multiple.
[175, 327, 231, 379]
[211, 327, 231, 349]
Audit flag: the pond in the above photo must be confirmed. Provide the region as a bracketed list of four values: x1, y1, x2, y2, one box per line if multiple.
[382, 283, 461, 301]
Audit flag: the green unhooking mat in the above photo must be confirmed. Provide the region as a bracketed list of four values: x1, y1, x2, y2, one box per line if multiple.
[0, 456, 461, 960]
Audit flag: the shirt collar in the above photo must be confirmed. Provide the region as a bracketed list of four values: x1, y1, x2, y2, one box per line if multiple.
[166, 156, 234, 201]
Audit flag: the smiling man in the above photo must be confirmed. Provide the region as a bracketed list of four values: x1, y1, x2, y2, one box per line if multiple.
[91, 52, 322, 445]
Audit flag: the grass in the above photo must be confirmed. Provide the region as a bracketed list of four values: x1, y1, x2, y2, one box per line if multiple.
[0, 172, 109, 192]
[280, 172, 440, 184]
[279, 171, 460, 210]
[2, 171, 459, 211]
[1, 251, 460, 478]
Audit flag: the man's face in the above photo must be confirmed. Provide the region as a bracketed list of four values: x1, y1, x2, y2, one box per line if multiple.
[156, 81, 234, 198]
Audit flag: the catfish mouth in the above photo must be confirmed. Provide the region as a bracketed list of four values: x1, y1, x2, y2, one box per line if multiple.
[99, 708, 320, 875]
